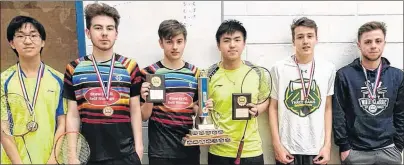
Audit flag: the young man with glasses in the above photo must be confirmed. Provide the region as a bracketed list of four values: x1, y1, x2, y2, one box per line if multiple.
[1, 15, 67, 164]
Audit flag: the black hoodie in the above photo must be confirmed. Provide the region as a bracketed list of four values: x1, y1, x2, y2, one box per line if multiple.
[333, 57, 404, 153]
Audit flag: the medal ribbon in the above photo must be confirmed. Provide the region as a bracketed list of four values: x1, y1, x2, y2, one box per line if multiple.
[293, 56, 315, 102]
[91, 54, 115, 100]
[362, 62, 382, 100]
[17, 62, 44, 115]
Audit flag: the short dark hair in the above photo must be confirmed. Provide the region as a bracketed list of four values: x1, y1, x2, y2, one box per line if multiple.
[158, 19, 187, 40]
[85, 3, 120, 30]
[6, 15, 46, 57]
[357, 21, 387, 41]
[290, 17, 318, 43]
[215, 19, 247, 44]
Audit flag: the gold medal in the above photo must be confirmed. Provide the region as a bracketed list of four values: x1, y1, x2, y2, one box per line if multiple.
[26, 121, 38, 132]
[103, 106, 114, 116]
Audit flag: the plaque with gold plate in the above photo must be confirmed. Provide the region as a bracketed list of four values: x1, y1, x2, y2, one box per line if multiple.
[146, 74, 165, 103]
[182, 70, 231, 146]
[232, 93, 252, 120]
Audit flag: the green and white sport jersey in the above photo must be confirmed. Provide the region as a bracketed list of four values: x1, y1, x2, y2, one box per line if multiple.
[270, 55, 336, 155]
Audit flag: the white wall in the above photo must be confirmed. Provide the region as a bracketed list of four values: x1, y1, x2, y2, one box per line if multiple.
[82, 1, 403, 164]
[83, 1, 222, 69]
[223, 1, 403, 164]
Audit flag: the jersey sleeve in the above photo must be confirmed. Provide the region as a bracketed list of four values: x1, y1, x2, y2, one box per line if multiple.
[63, 61, 79, 101]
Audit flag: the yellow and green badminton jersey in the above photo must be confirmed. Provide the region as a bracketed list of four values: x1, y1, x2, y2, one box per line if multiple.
[207, 61, 270, 158]
[1, 64, 67, 164]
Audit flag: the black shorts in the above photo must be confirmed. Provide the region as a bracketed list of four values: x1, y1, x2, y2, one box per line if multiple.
[208, 152, 264, 165]
[149, 156, 200, 165]
[87, 152, 141, 165]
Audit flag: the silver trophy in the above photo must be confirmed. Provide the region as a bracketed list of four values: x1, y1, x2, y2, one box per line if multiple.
[182, 70, 230, 146]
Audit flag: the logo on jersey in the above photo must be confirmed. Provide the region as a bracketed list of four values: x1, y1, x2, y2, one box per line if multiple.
[84, 87, 120, 106]
[115, 74, 122, 82]
[163, 92, 193, 110]
[284, 79, 321, 117]
[358, 81, 389, 116]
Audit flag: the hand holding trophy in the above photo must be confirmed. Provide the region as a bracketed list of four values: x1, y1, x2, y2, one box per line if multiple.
[182, 70, 231, 146]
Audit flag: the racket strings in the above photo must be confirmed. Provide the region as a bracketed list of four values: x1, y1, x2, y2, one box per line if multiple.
[77, 136, 90, 162]
[1, 93, 34, 136]
[257, 68, 272, 104]
[56, 133, 90, 164]
[1, 93, 36, 164]
[56, 137, 69, 163]
[240, 67, 272, 104]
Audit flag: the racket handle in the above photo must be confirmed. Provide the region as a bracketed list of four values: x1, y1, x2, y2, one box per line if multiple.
[234, 140, 244, 165]
[234, 157, 241, 165]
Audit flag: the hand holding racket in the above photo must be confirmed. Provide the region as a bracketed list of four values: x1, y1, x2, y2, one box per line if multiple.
[1, 92, 38, 164]
[54, 131, 90, 165]
[234, 65, 272, 165]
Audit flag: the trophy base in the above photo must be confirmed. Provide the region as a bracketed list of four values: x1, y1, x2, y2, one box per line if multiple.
[182, 128, 231, 146]
[182, 135, 231, 146]
[189, 128, 224, 136]
[198, 123, 215, 130]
